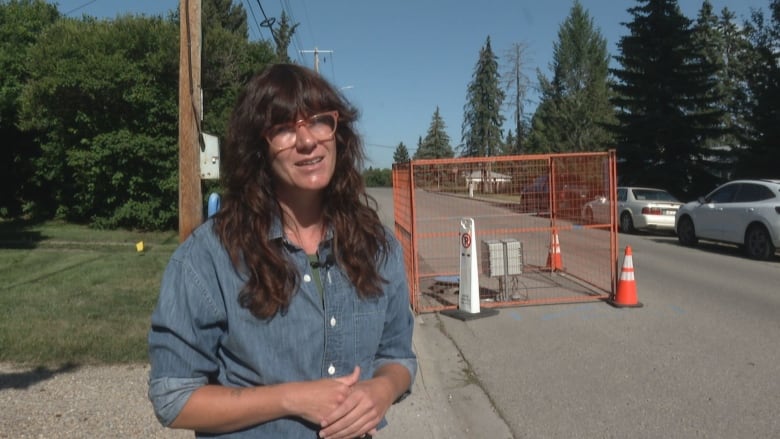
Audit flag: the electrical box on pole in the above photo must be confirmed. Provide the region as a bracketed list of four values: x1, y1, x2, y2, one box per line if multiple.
[200, 133, 220, 179]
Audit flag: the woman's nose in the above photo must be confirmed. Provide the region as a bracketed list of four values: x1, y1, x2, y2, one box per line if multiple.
[294, 124, 317, 150]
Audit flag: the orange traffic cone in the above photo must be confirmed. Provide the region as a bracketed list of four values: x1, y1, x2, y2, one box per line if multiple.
[608, 246, 643, 308]
[545, 228, 564, 271]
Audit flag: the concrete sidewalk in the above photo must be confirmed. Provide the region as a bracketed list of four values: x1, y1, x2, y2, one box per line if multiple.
[368, 187, 512, 438]
[380, 313, 513, 439]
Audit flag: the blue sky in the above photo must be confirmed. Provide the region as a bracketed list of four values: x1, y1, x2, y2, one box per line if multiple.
[52, 0, 768, 169]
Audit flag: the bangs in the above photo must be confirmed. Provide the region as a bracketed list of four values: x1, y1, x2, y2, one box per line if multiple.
[258, 65, 344, 127]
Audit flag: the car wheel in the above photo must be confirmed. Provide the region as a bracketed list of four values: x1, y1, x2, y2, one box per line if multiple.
[744, 225, 776, 260]
[619, 212, 635, 234]
[677, 216, 698, 246]
[520, 196, 530, 213]
[584, 208, 594, 224]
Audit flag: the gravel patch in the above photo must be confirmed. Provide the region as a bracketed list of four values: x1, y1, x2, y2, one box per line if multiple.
[0, 362, 191, 439]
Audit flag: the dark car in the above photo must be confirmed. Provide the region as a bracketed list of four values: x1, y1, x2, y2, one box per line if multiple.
[521, 173, 590, 218]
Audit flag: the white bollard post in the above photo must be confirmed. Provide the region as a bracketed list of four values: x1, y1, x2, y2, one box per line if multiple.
[441, 217, 498, 321]
[459, 217, 480, 314]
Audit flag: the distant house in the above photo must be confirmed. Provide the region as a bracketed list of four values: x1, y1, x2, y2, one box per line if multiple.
[464, 170, 511, 185]
[464, 170, 512, 193]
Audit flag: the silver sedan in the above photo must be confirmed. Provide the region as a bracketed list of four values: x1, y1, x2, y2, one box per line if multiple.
[582, 186, 683, 233]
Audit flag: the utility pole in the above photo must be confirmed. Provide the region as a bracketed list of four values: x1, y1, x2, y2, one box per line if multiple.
[178, 0, 203, 242]
[299, 47, 333, 73]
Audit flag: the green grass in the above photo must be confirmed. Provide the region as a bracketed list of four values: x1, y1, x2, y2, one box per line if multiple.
[0, 220, 179, 367]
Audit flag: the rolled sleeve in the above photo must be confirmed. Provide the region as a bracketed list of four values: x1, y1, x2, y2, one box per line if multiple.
[147, 229, 227, 426]
[148, 376, 208, 426]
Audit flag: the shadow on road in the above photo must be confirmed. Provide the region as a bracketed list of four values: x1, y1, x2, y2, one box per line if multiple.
[0, 363, 80, 390]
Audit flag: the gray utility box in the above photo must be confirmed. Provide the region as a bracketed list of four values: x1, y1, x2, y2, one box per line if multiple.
[200, 133, 220, 180]
[482, 239, 523, 277]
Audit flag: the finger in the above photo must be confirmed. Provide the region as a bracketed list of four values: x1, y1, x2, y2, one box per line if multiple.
[333, 365, 360, 387]
[320, 391, 359, 428]
[321, 409, 374, 439]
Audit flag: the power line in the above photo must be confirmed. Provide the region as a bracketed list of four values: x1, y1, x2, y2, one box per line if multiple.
[63, 0, 98, 16]
[254, 0, 281, 51]
[277, 0, 305, 64]
[366, 143, 402, 150]
[292, 0, 314, 61]
[242, 0, 266, 41]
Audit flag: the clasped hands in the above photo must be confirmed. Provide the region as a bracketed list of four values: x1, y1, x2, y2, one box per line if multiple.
[295, 365, 393, 439]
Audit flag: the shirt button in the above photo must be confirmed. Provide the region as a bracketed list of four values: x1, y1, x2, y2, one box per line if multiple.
[330, 316, 337, 327]
[303, 274, 311, 282]
[328, 364, 336, 375]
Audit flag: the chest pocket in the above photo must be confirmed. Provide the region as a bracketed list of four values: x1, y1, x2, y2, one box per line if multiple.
[353, 296, 387, 363]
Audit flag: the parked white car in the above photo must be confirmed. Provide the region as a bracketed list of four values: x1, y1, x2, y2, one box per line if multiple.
[582, 187, 683, 233]
[675, 179, 780, 260]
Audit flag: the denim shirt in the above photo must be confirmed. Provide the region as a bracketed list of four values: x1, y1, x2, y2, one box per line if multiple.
[148, 217, 417, 438]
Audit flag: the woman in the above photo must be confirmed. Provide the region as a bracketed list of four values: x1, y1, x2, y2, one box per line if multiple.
[148, 63, 416, 439]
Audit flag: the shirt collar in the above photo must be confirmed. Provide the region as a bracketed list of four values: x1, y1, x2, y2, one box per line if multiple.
[268, 213, 335, 243]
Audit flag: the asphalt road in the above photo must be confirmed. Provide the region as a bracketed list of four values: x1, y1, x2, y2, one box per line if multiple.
[370, 187, 780, 439]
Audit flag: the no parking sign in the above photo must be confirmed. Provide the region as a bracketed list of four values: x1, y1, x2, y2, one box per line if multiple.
[459, 218, 480, 314]
[461, 230, 471, 250]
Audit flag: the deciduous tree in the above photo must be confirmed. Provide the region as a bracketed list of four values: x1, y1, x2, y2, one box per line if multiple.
[502, 42, 531, 154]
[19, 15, 181, 227]
[0, 0, 59, 216]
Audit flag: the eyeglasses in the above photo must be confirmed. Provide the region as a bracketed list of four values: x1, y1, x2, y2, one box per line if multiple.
[265, 111, 339, 148]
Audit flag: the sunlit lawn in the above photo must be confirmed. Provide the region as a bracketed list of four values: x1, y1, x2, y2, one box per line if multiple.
[0, 220, 179, 366]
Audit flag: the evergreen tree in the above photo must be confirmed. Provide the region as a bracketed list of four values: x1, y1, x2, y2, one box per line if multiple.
[203, 0, 247, 37]
[202, 1, 275, 137]
[393, 142, 410, 164]
[736, 0, 780, 178]
[611, 0, 724, 197]
[525, 99, 555, 154]
[528, 1, 615, 153]
[712, 7, 754, 179]
[414, 107, 454, 159]
[502, 129, 517, 155]
[271, 11, 299, 63]
[462, 36, 505, 157]
[690, 1, 736, 179]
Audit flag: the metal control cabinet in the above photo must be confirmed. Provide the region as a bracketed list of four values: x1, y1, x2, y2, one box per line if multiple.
[482, 238, 523, 301]
[482, 239, 523, 277]
[482, 240, 506, 276]
[502, 239, 523, 275]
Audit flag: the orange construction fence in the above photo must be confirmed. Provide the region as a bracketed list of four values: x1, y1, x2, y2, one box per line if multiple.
[392, 151, 620, 314]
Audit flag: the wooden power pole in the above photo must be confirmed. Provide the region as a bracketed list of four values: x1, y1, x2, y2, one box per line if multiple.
[300, 47, 333, 73]
[178, 0, 203, 242]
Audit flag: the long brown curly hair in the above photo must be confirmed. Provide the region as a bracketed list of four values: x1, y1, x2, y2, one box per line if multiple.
[213, 63, 389, 319]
